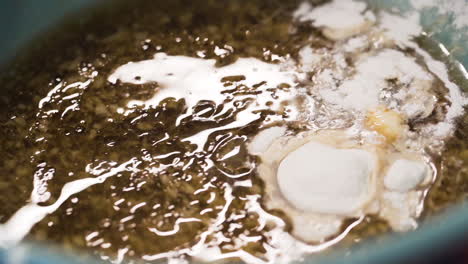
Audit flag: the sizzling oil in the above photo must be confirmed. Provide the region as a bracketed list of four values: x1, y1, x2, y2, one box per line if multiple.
[0, 0, 467, 263]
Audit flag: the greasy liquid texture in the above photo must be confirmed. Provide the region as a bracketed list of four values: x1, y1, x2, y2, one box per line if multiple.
[0, 0, 466, 263]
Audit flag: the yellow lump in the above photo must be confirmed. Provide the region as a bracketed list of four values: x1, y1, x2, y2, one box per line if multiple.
[365, 106, 405, 143]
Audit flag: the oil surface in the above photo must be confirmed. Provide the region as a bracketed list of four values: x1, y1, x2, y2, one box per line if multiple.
[0, 0, 467, 263]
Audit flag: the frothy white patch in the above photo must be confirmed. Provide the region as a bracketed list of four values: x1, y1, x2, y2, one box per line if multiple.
[379, 12, 422, 46]
[298, 46, 322, 72]
[319, 49, 434, 117]
[411, 45, 468, 138]
[293, 0, 374, 40]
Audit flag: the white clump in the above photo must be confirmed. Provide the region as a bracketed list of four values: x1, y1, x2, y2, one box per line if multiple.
[254, 130, 384, 242]
[384, 159, 429, 192]
[293, 0, 375, 40]
[277, 141, 376, 215]
[248, 126, 287, 155]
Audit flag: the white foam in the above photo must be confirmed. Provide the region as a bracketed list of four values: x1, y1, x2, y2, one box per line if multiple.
[412, 47, 468, 138]
[319, 49, 434, 115]
[293, 0, 374, 40]
[379, 12, 422, 46]
[298, 46, 322, 72]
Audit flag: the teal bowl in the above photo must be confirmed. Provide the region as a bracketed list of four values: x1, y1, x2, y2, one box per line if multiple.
[0, 1, 467, 263]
